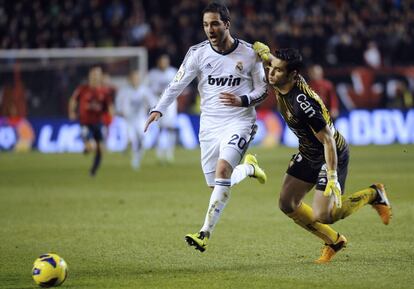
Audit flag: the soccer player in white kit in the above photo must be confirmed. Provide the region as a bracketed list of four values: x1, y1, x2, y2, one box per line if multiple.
[146, 54, 179, 164]
[144, 2, 268, 252]
[116, 70, 157, 169]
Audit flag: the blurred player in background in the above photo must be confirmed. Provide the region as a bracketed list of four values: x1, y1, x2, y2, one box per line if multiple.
[116, 70, 157, 170]
[68, 66, 114, 176]
[254, 42, 392, 263]
[146, 54, 179, 164]
[308, 64, 340, 120]
[145, 2, 268, 252]
[101, 72, 117, 126]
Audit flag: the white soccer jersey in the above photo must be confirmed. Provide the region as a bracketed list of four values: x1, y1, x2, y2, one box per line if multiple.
[147, 66, 179, 128]
[153, 39, 267, 132]
[116, 84, 157, 122]
[147, 66, 178, 96]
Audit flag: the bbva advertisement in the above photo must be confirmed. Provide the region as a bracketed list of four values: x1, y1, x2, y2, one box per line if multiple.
[1, 109, 413, 153]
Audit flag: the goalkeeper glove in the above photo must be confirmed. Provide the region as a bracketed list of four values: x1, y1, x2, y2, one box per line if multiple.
[323, 170, 342, 208]
[253, 41, 271, 62]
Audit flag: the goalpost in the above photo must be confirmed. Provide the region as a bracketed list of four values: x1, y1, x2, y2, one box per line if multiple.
[0, 47, 200, 153]
[0, 47, 148, 74]
[0, 47, 148, 118]
[0, 47, 147, 71]
[0, 47, 151, 152]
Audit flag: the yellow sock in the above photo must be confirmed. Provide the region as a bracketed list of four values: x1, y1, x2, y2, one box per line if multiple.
[331, 187, 376, 222]
[287, 202, 339, 244]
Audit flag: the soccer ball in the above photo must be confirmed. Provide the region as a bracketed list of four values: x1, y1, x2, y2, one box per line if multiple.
[32, 253, 68, 287]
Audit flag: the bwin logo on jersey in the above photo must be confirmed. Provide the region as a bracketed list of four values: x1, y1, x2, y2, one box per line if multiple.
[208, 75, 241, 86]
[296, 94, 316, 118]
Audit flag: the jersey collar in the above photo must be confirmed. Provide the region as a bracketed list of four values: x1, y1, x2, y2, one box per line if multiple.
[209, 38, 239, 55]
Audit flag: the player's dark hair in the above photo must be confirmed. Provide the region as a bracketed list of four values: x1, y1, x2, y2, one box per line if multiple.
[202, 2, 231, 23]
[275, 48, 303, 74]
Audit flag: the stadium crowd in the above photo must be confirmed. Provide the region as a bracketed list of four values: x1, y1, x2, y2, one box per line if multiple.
[1, 0, 413, 67]
[1, 0, 413, 118]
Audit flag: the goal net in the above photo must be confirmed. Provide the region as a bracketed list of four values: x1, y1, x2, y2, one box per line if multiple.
[0, 47, 147, 118]
[0, 47, 152, 152]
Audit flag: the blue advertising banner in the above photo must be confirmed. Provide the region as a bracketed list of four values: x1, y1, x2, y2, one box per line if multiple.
[1, 109, 413, 153]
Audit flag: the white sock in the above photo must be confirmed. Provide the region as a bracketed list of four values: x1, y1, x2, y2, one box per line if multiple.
[200, 178, 231, 235]
[131, 148, 143, 169]
[156, 130, 167, 160]
[230, 164, 254, 186]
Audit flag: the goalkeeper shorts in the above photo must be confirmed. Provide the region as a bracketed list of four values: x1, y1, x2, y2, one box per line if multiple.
[286, 146, 349, 193]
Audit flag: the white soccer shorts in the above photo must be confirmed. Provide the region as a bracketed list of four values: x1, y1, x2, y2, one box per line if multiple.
[200, 123, 257, 186]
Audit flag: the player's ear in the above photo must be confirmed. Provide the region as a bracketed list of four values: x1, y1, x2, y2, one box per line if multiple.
[225, 21, 230, 30]
[289, 70, 298, 81]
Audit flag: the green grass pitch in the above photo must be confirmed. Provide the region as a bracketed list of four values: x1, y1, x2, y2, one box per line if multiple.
[1, 145, 413, 289]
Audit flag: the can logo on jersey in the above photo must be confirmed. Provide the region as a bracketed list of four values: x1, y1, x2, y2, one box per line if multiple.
[296, 94, 316, 118]
[236, 61, 243, 72]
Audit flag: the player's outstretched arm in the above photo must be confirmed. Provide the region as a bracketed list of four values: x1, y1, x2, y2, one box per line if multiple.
[315, 125, 342, 208]
[253, 41, 272, 63]
[108, 103, 115, 118]
[68, 96, 78, 121]
[144, 111, 162, 132]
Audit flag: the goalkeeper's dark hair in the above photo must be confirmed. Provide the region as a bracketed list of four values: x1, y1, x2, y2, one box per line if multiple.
[275, 48, 303, 74]
[203, 2, 231, 23]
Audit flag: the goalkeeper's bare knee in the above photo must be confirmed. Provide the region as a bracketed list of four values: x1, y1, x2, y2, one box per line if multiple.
[279, 197, 300, 215]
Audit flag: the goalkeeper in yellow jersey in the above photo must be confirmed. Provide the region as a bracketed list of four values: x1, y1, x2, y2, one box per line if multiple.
[251, 42, 392, 263]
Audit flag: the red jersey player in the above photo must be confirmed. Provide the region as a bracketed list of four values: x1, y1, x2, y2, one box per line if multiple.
[68, 66, 114, 176]
[308, 64, 340, 120]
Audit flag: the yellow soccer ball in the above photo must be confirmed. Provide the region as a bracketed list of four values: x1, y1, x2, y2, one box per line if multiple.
[32, 253, 68, 287]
